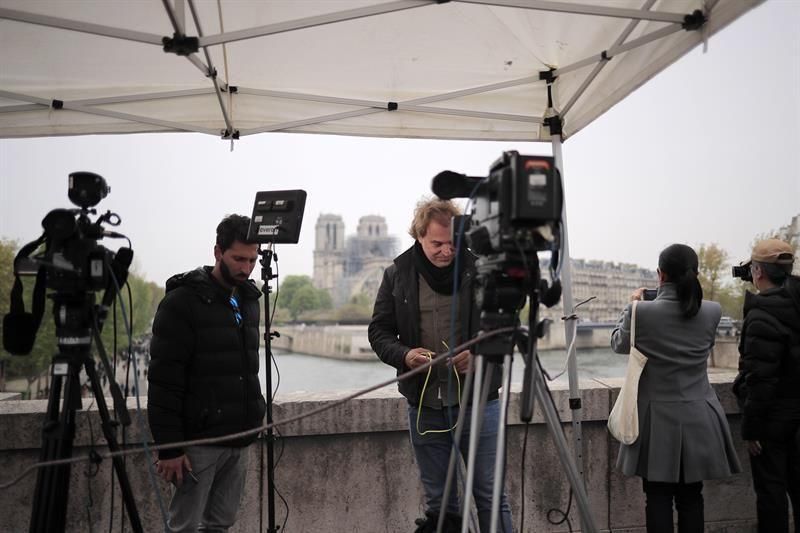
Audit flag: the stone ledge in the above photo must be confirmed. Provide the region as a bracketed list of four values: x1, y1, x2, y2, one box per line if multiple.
[0, 375, 742, 446]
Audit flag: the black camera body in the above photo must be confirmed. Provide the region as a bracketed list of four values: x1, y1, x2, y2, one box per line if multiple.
[432, 152, 563, 358]
[3, 172, 131, 356]
[732, 264, 753, 282]
[460, 152, 562, 256]
[38, 207, 112, 293]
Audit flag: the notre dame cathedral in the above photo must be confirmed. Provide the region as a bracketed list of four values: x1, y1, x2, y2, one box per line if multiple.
[312, 214, 398, 307]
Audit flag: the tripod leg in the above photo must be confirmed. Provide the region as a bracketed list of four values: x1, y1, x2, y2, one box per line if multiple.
[460, 357, 495, 533]
[531, 355, 598, 533]
[29, 356, 80, 533]
[436, 366, 476, 533]
[489, 354, 513, 533]
[84, 358, 144, 533]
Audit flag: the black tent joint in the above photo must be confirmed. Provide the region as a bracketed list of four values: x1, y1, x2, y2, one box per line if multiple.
[544, 115, 563, 136]
[387, 102, 398, 111]
[162, 33, 200, 56]
[51, 99, 64, 110]
[206, 67, 218, 79]
[222, 86, 239, 94]
[682, 9, 707, 31]
[569, 398, 582, 410]
[601, 50, 612, 61]
[221, 129, 240, 140]
[539, 69, 557, 83]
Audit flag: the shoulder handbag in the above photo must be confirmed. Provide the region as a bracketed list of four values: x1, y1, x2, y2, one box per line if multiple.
[607, 300, 648, 445]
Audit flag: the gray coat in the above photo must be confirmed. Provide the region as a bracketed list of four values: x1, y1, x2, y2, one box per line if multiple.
[610, 283, 741, 483]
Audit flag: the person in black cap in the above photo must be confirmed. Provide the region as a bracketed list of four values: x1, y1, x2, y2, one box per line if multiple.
[733, 238, 800, 533]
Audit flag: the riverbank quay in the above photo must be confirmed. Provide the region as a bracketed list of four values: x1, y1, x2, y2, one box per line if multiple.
[271, 323, 620, 360]
[0, 373, 757, 532]
[271, 324, 743, 370]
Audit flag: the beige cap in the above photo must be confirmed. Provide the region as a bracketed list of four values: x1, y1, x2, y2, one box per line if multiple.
[751, 238, 795, 265]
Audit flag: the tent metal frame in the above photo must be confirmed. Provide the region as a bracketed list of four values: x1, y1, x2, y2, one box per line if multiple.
[0, 0, 730, 529]
[1, 0, 704, 140]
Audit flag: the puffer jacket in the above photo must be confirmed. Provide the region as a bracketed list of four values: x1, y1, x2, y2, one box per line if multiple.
[148, 266, 266, 459]
[368, 246, 502, 404]
[735, 277, 800, 440]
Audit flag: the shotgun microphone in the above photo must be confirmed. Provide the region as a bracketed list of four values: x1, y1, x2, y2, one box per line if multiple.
[431, 171, 485, 200]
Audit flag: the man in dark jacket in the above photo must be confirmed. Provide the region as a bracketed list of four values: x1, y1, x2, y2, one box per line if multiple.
[734, 238, 800, 533]
[369, 198, 511, 533]
[148, 214, 266, 532]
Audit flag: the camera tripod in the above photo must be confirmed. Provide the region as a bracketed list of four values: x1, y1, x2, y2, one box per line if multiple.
[28, 293, 142, 533]
[436, 261, 598, 533]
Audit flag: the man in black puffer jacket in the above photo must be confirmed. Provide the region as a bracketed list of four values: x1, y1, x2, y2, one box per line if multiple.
[148, 214, 266, 533]
[734, 238, 800, 533]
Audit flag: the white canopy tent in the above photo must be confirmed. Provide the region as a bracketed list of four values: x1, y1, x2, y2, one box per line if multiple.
[0, 1, 765, 531]
[0, 0, 761, 141]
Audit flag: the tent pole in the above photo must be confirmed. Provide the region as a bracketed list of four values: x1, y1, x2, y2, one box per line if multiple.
[550, 133, 589, 502]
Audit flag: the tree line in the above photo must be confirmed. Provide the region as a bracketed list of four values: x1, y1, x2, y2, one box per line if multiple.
[269, 274, 373, 323]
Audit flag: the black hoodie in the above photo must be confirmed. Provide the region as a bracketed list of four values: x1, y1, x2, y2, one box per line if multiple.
[736, 276, 800, 440]
[148, 267, 266, 459]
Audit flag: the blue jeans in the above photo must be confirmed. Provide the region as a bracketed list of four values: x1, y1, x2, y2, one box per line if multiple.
[408, 399, 513, 533]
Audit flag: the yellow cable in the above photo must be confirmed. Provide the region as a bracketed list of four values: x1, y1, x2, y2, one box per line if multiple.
[415, 342, 461, 436]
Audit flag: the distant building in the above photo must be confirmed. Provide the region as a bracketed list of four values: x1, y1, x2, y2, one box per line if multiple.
[313, 214, 398, 306]
[313, 213, 658, 317]
[560, 259, 657, 322]
[533, 257, 656, 326]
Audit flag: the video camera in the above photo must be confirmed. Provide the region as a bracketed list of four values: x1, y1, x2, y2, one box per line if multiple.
[732, 263, 753, 282]
[432, 151, 563, 357]
[3, 172, 132, 355]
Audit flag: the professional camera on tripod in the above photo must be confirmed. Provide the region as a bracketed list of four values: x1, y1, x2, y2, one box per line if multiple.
[2, 171, 143, 533]
[431, 151, 598, 533]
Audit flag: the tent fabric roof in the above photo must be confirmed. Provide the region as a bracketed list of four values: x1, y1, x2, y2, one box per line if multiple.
[0, 0, 762, 142]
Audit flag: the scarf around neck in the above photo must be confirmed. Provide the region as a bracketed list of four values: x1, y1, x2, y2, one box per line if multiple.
[412, 240, 459, 295]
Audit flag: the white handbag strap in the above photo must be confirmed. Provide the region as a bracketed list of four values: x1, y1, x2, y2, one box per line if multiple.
[630, 300, 638, 349]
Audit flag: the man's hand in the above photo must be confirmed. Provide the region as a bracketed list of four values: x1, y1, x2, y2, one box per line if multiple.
[747, 440, 762, 456]
[449, 350, 472, 374]
[405, 347, 433, 370]
[156, 454, 192, 487]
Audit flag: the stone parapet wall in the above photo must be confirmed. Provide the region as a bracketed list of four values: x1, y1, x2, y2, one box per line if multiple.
[0, 373, 757, 532]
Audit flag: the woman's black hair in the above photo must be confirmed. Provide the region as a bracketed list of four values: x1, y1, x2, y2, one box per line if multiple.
[658, 243, 703, 318]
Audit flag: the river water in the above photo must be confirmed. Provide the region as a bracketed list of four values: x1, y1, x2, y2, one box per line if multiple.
[260, 347, 624, 398]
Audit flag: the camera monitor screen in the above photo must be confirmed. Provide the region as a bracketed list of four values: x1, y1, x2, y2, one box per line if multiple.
[246, 190, 307, 244]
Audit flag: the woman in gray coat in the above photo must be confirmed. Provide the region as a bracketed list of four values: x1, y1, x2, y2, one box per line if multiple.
[611, 244, 741, 533]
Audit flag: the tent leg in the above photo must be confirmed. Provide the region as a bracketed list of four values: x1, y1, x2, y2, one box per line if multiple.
[551, 133, 589, 518]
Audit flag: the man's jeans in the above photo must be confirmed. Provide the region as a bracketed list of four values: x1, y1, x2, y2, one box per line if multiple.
[408, 399, 513, 533]
[167, 445, 249, 533]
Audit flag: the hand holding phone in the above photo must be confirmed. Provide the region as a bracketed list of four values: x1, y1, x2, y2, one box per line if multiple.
[642, 289, 658, 301]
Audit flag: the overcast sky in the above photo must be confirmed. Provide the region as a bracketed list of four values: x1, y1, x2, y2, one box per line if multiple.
[1, 1, 798, 286]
